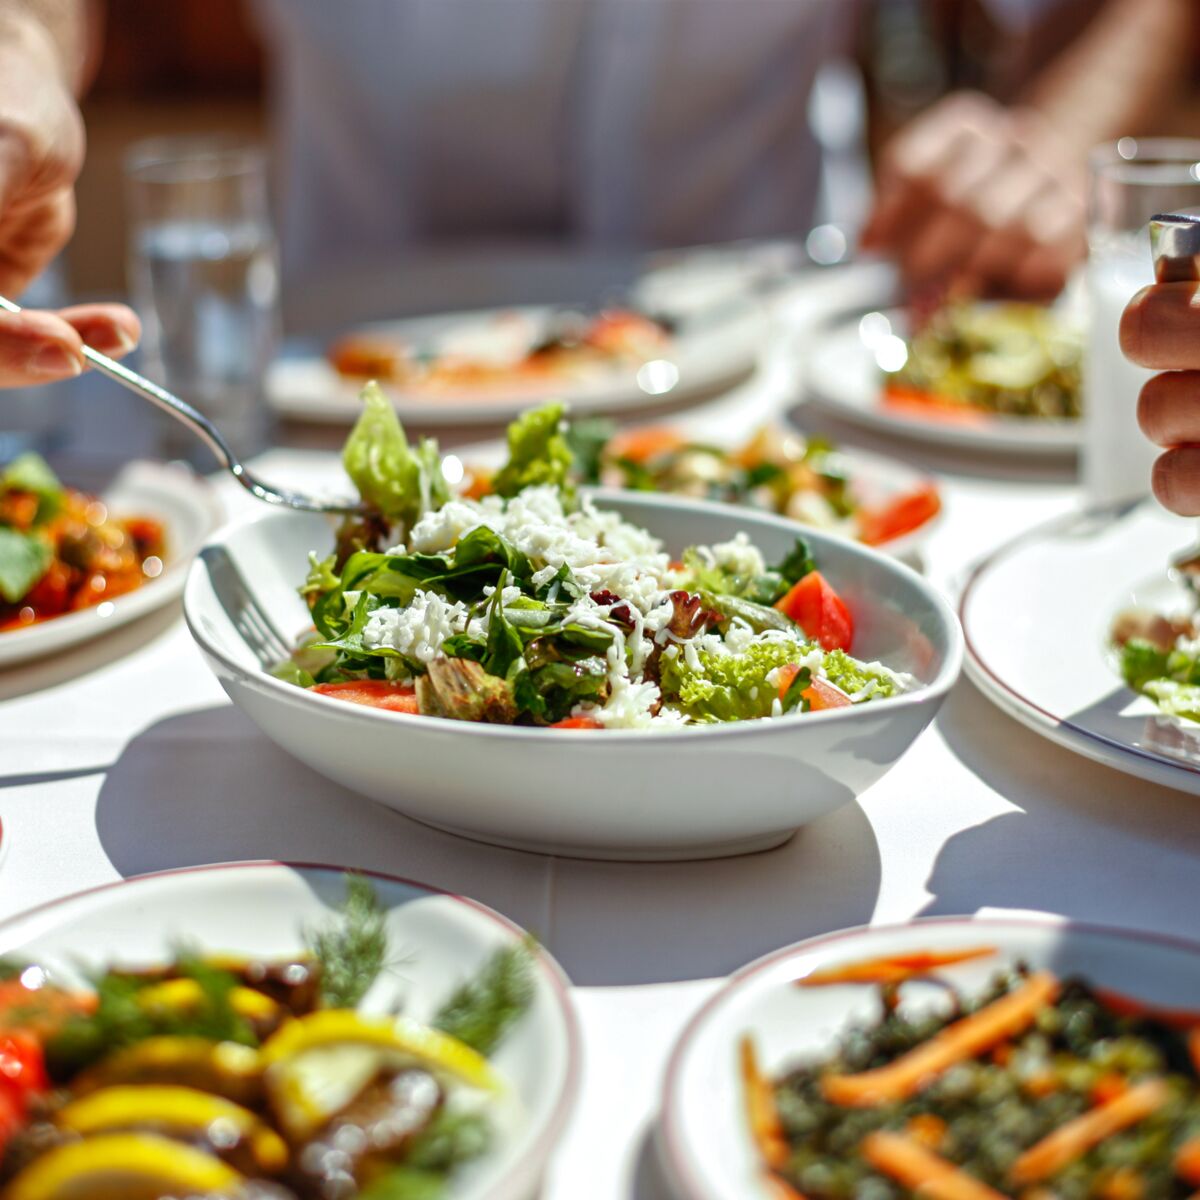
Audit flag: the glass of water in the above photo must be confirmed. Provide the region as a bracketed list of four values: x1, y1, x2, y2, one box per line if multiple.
[1084, 138, 1200, 506]
[125, 136, 279, 462]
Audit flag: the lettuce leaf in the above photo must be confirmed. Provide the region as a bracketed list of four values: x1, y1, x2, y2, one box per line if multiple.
[492, 402, 574, 499]
[1120, 638, 1171, 693]
[820, 649, 901, 700]
[659, 640, 807, 722]
[342, 382, 448, 525]
[1, 453, 64, 522]
[0, 528, 50, 603]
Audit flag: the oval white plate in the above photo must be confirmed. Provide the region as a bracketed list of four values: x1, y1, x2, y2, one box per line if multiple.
[184, 491, 961, 861]
[802, 307, 1081, 457]
[659, 915, 1200, 1200]
[0, 860, 579, 1200]
[0, 461, 221, 669]
[961, 498, 1200, 794]
[453, 434, 942, 562]
[265, 304, 765, 427]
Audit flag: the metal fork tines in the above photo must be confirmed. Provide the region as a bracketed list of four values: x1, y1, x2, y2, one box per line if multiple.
[0, 294, 363, 516]
[200, 546, 294, 668]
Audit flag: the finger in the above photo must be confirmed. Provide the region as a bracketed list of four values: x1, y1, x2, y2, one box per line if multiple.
[0, 308, 84, 387]
[1119, 282, 1200, 370]
[1138, 371, 1200, 446]
[899, 206, 985, 290]
[56, 303, 141, 358]
[0, 186, 76, 296]
[1153, 446, 1200, 516]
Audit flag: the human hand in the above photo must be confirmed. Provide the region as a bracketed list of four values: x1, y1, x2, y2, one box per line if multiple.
[1120, 281, 1200, 514]
[0, 303, 140, 387]
[862, 92, 1087, 301]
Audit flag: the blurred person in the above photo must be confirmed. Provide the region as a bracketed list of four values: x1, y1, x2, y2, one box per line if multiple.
[1120, 281, 1200, 515]
[0, 0, 1197, 391]
[0, 0, 139, 386]
[863, 0, 1198, 299]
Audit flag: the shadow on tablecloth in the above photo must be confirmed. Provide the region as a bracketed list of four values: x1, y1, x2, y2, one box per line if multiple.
[925, 675, 1200, 937]
[93, 704, 882, 986]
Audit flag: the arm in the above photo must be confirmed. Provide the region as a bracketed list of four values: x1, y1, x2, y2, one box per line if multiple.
[0, 0, 138, 386]
[864, 0, 1198, 300]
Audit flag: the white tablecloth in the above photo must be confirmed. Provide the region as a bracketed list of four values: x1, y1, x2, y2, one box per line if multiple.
[5, 269, 1200, 1199]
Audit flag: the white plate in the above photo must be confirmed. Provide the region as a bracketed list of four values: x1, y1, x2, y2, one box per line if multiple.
[802, 307, 1081, 457]
[659, 915, 1200, 1200]
[453, 435, 942, 562]
[961, 498, 1200, 794]
[184, 491, 961, 861]
[266, 304, 765, 426]
[0, 461, 221, 669]
[0, 860, 579, 1200]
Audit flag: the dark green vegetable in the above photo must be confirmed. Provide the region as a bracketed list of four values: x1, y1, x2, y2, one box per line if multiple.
[1121, 639, 1171, 693]
[775, 537, 816, 586]
[492, 402, 574, 499]
[305, 873, 389, 1009]
[433, 939, 536, 1056]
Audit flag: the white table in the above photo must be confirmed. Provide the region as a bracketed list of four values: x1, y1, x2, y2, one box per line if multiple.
[5, 271, 1199, 1199]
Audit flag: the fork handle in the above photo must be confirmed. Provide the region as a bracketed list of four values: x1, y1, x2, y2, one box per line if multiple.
[0, 293, 242, 475]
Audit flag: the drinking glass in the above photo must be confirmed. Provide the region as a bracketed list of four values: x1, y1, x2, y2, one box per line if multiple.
[1084, 138, 1200, 506]
[125, 136, 279, 463]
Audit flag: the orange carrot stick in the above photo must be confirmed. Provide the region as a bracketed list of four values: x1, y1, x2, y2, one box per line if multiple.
[1175, 1134, 1200, 1185]
[1010, 1079, 1170, 1186]
[740, 1035, 789, 1170]
[862, 1131, 1012, 1200]
[822, 972, 1059, 1107]
[799, 947, 996, 988]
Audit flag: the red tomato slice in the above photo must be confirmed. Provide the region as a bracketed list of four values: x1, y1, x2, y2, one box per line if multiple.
[311, 680, 420, 714]
[548, 715, 603, 730]
[606, 426, 686, 464]
[0, 1032, 47, 1096]
[774, 571, 854, 652]
[775, 665, 852, 711]
[880, 384, 990, 427]
[857, 484, 941, 547]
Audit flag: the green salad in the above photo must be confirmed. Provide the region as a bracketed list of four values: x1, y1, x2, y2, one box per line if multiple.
[1113, 608, 1200, 721]
[278, 387, 912, 729]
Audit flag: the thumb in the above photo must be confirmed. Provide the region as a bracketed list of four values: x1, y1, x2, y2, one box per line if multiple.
[0, 308, 84, 388]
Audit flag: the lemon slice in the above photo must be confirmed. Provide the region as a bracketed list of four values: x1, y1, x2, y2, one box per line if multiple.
[73, 1037, 262, 1105]
[57, 1085, 288, 1175]
[260, 1010, 499, 1141]
[6, 1132, 243, 1200]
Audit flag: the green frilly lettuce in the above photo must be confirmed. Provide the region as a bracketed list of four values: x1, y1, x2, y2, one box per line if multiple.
[492, 402, 573, 499]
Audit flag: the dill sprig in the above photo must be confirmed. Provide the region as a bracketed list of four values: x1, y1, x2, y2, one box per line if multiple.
[306, 873, 389, 1009]
[432, 937, 536, 1056]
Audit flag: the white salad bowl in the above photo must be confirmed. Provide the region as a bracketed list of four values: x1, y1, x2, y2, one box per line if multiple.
[184, 491, 962, 861]
[0, 861, 580, 1200]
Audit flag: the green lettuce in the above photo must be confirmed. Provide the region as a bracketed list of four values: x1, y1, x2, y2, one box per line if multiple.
[0, 528, 50, 603]
[1120, 639, 1171, 693]
[820, 649, 901, 700]
[659, 640, 809, 722]
[343, 382, 448, 526]
[1145, 679, 1200, 722]
[492, 402, 573, 499]
[1, 452, 64, 522]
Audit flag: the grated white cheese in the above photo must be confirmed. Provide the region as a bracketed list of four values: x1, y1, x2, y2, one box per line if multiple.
[708, 532, 766, 578]
[362, 589, 471, 663]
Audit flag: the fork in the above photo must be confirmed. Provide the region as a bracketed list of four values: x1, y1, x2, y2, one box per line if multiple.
[0, 294, 364, 515]
[199, 545, 294, 668]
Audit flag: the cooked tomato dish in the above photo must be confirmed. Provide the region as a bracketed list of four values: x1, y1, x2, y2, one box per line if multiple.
[0, 455, 166, 632]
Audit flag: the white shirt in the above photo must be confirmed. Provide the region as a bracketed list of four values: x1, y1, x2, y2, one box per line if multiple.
[251, 0, 851, 276]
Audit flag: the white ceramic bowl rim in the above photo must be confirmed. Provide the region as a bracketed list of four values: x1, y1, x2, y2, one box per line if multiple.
[0, 858, 582, 1195]
[658, 912, 1200, 1200]
[959, 497, 1200, 780]
[185, 488, 964, 743]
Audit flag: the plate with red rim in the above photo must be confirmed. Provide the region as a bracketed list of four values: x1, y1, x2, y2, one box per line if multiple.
[960, 497, 1200, 794]
[0, 461, 221, 670]
[658, 915, 1200, 1200]
[0, 859, 581, 1200]
[801, 306, 1081, 457]
[265, 303, 766, 427]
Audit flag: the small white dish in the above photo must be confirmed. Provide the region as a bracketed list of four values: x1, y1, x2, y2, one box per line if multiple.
[0, 859, 580, 1200]
[802, 308, 1081, 458]
[961, 498, 1200, 794]
[0, 460, 221, 669]
[658, 915, 1200, 1200]
[184, 491, 962, 861]
[265, 304, 765, 427]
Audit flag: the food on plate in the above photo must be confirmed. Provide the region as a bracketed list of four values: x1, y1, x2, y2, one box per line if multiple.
[564, 420, 941, 547]
[277, 388, 914, 728]
[328, 307, 670, 393]
[744, 947, 1200, 1198]
[0, 454, 166, 632]
[1112, 604, 1200, 721]
[883, 303, 1082, 421]
[0, 875, 534, 1198]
